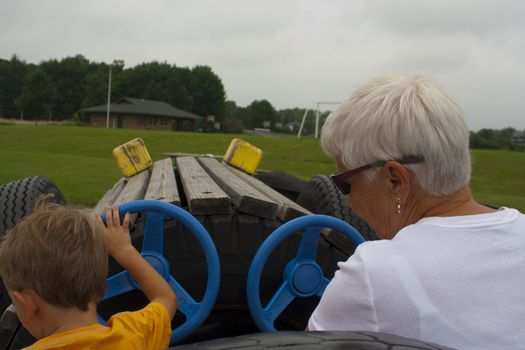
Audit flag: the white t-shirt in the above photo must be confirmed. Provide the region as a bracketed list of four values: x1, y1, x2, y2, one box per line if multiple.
[308, 208, 525, 350]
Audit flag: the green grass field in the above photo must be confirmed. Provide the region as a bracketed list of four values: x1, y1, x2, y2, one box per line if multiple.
[0, 124, 524, 212]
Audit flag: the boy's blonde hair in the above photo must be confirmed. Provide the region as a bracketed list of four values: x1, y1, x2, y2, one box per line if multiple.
[0, 201, 107, 311]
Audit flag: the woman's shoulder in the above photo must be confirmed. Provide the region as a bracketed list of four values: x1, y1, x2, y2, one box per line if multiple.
[349, 239, 401, 268]
[411, 207, 524, 230]
[350, 207, 525, 261]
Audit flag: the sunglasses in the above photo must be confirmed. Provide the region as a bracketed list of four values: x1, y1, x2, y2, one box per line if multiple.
[330, 155, 424, 195]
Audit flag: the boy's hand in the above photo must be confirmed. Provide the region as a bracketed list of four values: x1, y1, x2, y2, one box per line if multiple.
[97, 206, 134, 260]
[96, 205, 177, 319]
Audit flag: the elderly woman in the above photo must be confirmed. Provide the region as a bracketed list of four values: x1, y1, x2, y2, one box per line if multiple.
[307, 75, 525, 349]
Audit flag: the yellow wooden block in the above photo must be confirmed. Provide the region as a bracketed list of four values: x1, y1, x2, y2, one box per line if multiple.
[223, 138, 262, 175]
[112, 138, 153, 177]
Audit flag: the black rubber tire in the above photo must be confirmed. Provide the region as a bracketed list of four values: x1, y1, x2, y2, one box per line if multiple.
[254, 170, 308, 202]
[0, 315, 456, 350]
[0, 176, 66, 237]
[0, 176, 66, 317]
[296, 175, 377, 248]
[169, 331, 455, 349]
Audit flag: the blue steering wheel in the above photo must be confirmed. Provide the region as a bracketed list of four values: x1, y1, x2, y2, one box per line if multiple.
[98, 200, 220, 344]
[247, 214, 365, 331]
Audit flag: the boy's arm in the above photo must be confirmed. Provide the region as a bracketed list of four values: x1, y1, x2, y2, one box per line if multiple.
[97, 206, 177, 319]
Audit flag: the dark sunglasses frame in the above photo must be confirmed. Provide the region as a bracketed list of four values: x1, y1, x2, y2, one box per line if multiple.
[330, 155, 424, 195]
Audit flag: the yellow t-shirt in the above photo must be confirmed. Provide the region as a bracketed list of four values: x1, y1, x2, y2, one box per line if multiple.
[24, 302, 171, 350]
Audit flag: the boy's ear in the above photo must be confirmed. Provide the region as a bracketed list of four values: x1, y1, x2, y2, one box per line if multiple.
[11, 290, 40, 320]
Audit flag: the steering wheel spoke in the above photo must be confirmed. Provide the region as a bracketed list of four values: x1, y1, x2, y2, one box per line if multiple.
[142, 211, 166, 253]
[168, 276, 200, 318]
[295, 226, 322, 261]
[263, 281, 296, 324]
[104, 270, 135, 299]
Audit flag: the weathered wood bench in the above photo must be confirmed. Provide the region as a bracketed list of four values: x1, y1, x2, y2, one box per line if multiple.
[94, 156, 311, 223]
[93, 155, 356, 258]
[93, 155, 352, 332]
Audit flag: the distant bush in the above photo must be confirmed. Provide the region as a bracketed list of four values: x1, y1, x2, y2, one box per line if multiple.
[469, 128, 524, 151]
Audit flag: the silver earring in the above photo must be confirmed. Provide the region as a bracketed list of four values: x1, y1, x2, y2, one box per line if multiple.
[396, 196, 401, 214]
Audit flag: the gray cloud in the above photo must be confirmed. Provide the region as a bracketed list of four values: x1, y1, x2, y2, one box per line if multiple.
[0, 0, 524, 130]
[359, 0, 525, 36]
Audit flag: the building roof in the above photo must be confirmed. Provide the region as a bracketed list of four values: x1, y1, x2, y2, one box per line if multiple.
[81, 97, 203, 120]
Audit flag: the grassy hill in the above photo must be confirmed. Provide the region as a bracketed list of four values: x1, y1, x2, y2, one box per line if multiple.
[0, 124, 523, 212]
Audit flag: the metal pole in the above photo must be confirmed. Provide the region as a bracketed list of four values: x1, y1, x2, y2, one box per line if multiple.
[0, 76, 4, 117]
[106, 65, 112, 128]
[315, 103, 320, 139]
[313, 101, 341, 139]
[297, 109, 309, 138]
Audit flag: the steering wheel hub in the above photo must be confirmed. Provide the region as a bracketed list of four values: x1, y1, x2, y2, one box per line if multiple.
[291, 262, 323, 296]
[129, 253, 170, 289]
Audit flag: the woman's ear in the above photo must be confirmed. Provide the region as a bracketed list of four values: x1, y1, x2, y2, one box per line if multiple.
[383, 161, 412, 199]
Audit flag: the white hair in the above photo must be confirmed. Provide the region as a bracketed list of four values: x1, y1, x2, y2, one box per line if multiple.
[321, 75, 471, 196]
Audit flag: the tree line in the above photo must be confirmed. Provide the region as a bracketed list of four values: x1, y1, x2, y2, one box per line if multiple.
[0, 55, 327, 135]
[2, 54, 520, 143]
[470, 128, 524, 151]
[0, 55, 225, 123]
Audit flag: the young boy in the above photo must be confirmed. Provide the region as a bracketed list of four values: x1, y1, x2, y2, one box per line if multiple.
[0, 203, 177, 349]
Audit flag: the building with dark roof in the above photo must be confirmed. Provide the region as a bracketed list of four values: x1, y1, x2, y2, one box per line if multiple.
[81, 97, 204, 131]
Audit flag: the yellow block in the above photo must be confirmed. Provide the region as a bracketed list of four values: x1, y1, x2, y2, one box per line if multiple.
[112, 138, 153, 177]
[223, 138, 262, 175]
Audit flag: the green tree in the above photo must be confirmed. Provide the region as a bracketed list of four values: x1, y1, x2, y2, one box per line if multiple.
[245, 99, 277, 129]
[186, 65, 226, 120]
[224, 100, 239, 119]
[494, 127, 517, 149]
[40, 55, 90, 119]
[82, 63, 111, 110]
[0, 55, 30, 118]
[15, 68, 56, 119]
[221, 117, 245, 133]
[470, 127, 521, 150]
[114, 62, 193, 111]
[277, 108, 311, 134]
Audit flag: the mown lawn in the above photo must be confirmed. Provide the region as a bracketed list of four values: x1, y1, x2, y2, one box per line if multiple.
[470, 149, 525, 211]
[0, 124, 523, 212]
[0, 124, 334, 206]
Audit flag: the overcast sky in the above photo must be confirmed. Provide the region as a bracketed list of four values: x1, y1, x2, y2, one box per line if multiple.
[1, 0, 524, 131]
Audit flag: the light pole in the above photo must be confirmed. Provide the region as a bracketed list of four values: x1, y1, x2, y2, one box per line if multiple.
[314, 102, 340, 138]
[0, 76, 4, 118]
[106, 65, 112, 128]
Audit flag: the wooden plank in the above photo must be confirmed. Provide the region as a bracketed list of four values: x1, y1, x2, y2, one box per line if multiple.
[163, 152, 222, 159]
[199, 157, 278, 219]
[114, 169, 151, 204]
[113, 170, 151, 226]
[226, 165, 353, 254]
[145, 158, 180, 205]
[226, 164, 311, 222]
[93, 177, 127, 215]
[176, 156, 231, 215]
